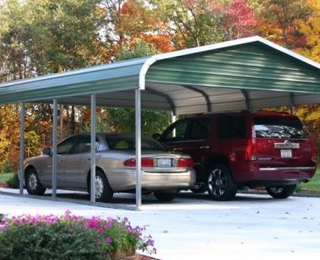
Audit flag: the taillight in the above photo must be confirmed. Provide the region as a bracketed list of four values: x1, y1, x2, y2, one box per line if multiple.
[177, 158, 194, 168]
[124, 157, 154, 167]
[245, 139, 256, 161]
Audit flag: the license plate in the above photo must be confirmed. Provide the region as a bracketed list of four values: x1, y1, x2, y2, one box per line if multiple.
[281, 149, 292, 158]
[157, 158, 172, 167]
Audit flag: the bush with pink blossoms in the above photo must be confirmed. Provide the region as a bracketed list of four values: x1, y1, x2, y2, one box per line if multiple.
[0, 211, 156, 260]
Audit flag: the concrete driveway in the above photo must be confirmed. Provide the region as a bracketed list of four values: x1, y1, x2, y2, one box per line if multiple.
[0, 189, 319, 260]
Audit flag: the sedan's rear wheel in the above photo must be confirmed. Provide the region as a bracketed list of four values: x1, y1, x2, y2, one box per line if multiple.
[206, 164, 237, 201]
[93, 170, 114, 202]
[25, 167, 46, 195]
[154, 192, 177, 202]
[266, 185, 296, 199]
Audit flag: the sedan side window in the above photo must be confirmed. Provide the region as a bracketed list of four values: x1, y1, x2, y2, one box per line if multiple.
[73, 136, 91, 154]
[57, 137, 76, 154]
[162, 120, 189, 142]
[73, 136, 100, 154]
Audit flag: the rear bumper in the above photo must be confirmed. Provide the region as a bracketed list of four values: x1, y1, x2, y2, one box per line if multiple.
[108, 169, 196, 192]
[233, 163, 316, 187]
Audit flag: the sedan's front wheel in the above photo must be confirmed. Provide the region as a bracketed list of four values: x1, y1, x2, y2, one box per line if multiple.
[25, 167, 46, 195]
[93, 170, 114, 202]
[266, 185, 296, 199]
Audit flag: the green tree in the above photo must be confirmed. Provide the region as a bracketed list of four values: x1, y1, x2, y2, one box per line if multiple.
[105, 39, 171, 135]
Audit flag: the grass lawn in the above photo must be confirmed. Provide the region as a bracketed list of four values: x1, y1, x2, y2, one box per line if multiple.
[0, 172, 15, 185]
[297, 167, 320, 194]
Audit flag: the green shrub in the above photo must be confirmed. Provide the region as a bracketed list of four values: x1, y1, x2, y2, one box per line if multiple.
[6, 173, 19, 188]
[0, 211, 156, 260]
[0, 160, 14, 174]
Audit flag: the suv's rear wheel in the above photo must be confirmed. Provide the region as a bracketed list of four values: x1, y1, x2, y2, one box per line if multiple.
[206, 164, 237, 201]
[266, 185, 296, 199]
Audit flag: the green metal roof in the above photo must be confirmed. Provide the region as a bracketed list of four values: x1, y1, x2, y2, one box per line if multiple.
[1, 36, 320, 115]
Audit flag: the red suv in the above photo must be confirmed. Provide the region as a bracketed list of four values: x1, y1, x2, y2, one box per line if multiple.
[160, 112, 317, 201]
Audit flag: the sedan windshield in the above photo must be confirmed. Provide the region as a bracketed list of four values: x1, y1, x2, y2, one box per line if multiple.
[106, 135, 165, 151]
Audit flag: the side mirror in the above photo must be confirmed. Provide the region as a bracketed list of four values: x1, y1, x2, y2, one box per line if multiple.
[42, 147, 52, 156]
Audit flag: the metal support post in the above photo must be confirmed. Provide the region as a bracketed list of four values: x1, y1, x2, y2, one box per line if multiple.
[52, 98, 58, 198]
[90, 94, 96, 203]
[19, 102, 25, 195]
[135, 89, 142, 211]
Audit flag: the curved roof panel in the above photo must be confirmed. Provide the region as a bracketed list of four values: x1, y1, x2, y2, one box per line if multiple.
[1, 36, 320, 114]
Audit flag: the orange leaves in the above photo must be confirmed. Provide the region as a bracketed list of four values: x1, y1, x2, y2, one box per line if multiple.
[255, 0, 311, 49]
[142, 35, 174, 53]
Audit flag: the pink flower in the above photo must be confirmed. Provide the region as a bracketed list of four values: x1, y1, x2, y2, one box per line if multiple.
[105, 237, 112, 244]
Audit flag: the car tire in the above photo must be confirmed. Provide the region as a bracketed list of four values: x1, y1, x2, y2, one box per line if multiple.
[25, 167, 46, 195]
[266, 185, 296, 199]
[154, 192, 177, 202]
[190, 184, 207, 194]
[93, 170, 114, 202]
[206, 164, 237, 201]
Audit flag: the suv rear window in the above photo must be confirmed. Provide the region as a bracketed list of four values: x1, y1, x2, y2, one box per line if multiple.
[253, 116, 308, 139]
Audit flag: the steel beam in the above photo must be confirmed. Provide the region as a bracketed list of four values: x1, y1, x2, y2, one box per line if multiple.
[90, 94, 96, 203]
[52, 99, 58, 198]
[19, 102, 25, 195]
[135, 89, 142, 211]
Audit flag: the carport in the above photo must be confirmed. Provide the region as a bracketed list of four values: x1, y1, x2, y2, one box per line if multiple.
[1, 36, 320, 210]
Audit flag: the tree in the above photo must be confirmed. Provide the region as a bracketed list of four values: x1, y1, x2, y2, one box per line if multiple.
[254, 0, 311, 49]
[105, 39, 171, 135]
[221, 0, 257, 39]
[149, 0, 257, 48]
[299, 0, 320, 62]
[100, 0, 174, 57]
[0, 0, 33, 82]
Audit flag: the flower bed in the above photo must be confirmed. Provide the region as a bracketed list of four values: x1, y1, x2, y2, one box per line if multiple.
[0, 210, 156, 260]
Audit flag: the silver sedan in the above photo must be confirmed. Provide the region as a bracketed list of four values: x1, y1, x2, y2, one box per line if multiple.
[24, 133, 196, 202]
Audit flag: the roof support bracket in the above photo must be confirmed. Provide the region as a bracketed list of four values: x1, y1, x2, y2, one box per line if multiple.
[241, 89, 250, 110]
[290, 93, 295, 114]
[182, 85, 211, 112]
[147, 88, 176, 115]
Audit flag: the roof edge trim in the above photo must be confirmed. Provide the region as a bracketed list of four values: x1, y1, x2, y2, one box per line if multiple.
[256, 37, 320, 70]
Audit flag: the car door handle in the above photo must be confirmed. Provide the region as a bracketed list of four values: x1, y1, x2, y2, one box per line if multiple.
[173, 147, 182, 151]
[87, 158, 91, 160]
[199, 146, 209, 149]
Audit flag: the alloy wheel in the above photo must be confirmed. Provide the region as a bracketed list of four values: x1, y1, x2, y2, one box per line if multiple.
[208, 168, 227, 196]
